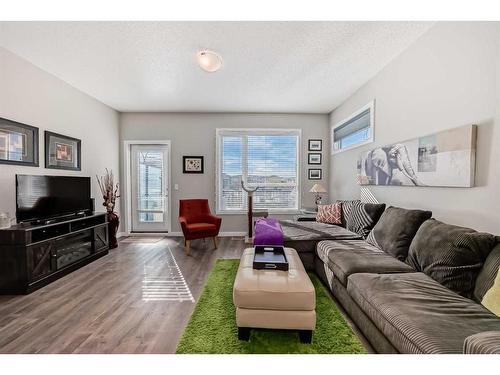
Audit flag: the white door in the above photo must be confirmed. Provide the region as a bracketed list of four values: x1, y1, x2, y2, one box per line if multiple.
[130, 144, 169, 232]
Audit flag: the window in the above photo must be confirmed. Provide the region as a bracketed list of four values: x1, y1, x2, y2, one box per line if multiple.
[216, 129, 300, 213]
[332, 100, 374, 154]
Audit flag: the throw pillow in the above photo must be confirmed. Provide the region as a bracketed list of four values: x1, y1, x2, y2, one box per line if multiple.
[336, 199, 361, 227]
[365, 206, 432, 261]
[406, 219, 497, 298]
[346, 201, 386, 238]
[316, 203, 342, 225]
[482, 266, 500, 317]
[474, 240, 500, 302]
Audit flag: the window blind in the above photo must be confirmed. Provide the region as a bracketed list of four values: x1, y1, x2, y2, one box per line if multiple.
[217, 129, 300, 212]
[332, 102, 374, 152]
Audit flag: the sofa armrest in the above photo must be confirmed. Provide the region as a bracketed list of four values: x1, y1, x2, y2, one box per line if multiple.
[464, 331, 500, 354]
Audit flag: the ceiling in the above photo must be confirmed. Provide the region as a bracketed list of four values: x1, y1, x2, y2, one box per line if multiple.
[0, 22, 433, 113]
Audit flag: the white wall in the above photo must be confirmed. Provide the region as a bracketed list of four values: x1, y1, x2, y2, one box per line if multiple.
[120, 113, 329, 233]
[329, 22, 500, 234]
[0, 47, 120, 221]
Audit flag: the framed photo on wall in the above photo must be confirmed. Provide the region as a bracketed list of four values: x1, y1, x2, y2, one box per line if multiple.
[45, 131, 81, 171]
[183, 156, 204, 174]
[308, 169, 322, 180]
[308, 153, 322, 165]
[0, 117, 39, 167]
[308, 139, 322, 151]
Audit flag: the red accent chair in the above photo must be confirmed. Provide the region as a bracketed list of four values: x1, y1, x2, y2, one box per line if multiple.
[179, 199, 222, 255]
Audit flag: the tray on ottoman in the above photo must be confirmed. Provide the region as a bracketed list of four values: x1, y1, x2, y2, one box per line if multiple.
[253, 245, 289, 271]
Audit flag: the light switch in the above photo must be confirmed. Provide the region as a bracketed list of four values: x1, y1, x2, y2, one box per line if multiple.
[174, 184, 179, 190]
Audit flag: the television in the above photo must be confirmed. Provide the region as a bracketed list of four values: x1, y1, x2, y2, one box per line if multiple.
[16, 175, 92, 223]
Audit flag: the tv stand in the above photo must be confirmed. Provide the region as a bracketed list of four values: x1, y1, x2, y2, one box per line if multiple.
[0, 212, 109, 294]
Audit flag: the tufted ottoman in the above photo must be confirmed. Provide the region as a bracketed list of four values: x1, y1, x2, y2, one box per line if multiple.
[232, 247, 316, 343]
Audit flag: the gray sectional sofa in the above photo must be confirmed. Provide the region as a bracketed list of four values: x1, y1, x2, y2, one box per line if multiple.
[282, 203, 500, 354]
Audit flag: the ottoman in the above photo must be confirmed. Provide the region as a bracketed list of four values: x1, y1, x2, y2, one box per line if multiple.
[233, 247, 316, 343]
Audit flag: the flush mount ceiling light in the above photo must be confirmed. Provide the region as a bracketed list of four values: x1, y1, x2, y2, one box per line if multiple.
[197, 50, 223, 73]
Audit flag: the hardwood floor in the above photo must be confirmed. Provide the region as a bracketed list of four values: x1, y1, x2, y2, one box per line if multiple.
[0, 236, 246, 354]
[0, 236, 371, 353]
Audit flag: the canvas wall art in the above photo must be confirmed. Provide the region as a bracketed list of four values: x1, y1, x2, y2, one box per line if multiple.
[357, 124, 477, 188]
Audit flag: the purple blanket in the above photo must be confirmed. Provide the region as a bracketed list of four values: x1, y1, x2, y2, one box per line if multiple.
[253, 218, 284, 246]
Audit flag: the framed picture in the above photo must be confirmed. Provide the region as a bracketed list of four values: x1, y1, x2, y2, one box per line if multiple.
[308, 139, 322, 151]
[0, 117, 39, 167]
[357, 124, 477, 188]
[308, 153, 322, 165]
[45, 131, 81, 171]
[183, 156, 204, 174]
[308, 169, 322, 180]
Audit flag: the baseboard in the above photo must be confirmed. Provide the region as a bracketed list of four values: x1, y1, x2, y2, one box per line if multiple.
[167, 231, 245, 237]
[121, 231, 246, 238]
[219, 231, 246, 237]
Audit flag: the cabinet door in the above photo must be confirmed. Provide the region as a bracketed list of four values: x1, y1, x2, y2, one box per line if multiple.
[27, 241, 55, 282]
[93, 225, 109, 252]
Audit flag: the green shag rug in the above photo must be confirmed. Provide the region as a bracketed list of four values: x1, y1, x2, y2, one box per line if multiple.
[176, 259, 366, 354]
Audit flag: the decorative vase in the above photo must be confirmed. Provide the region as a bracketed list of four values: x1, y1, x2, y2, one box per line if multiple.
[107, 211, 120, 249]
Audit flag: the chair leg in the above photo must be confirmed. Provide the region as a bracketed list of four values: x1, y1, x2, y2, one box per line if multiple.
[185, 240, 191, 255]
[212, 236, 218, 249]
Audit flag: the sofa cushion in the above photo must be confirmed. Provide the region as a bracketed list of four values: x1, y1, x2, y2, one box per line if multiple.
[366, 206, 432, 261]
[316, 240, 414, 286]
[347, 272, 500, 354]
[346, 201, 386, 238]
[474, 240, 500, 302]
[406, 219, 497, 298]
[464, 331, 500, 354]
[186, 222, 217, 234]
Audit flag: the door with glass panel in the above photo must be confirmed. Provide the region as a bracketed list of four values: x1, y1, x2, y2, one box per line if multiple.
[130, 144, 169, 232]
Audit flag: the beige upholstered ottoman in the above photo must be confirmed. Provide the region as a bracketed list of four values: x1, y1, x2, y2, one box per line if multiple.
[233, 247, 316, 342]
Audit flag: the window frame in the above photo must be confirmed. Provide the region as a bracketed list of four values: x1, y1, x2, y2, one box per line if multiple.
[215, 128, 302, 215]
[331, 100, 375, 155]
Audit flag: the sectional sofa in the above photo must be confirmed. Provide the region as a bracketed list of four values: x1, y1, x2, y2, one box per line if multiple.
[282, 201, 500, 354]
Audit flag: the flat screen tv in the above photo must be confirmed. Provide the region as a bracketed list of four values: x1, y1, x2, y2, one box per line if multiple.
[16, 175, 92, 223]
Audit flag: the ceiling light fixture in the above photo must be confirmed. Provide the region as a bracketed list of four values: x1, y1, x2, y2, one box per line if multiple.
[197, 50, 223, 73]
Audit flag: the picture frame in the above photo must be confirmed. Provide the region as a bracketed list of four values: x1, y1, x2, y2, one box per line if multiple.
[308, 169, 322, 180]
[45, 131, 81, 171]
[308, 139, 322, 151]
[0, 117, 39, 167]
[183, 156, 204, 174]
[308, 153, 322, 165]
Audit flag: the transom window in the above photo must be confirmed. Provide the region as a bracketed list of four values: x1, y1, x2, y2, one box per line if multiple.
[216, 129, 301, 213]
[332, 100, 374, 154]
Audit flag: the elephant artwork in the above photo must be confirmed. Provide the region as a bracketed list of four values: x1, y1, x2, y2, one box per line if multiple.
[361, 144, 424, 186]
[357, 124, 477, 188]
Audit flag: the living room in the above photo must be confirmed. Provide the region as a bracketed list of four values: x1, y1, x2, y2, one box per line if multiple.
[1, 1, 499, 373]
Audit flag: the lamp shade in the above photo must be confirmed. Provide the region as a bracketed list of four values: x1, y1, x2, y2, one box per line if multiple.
[309, 183, 327, 193]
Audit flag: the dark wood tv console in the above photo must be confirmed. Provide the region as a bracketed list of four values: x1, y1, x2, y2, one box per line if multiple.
[0, 212, 109, 294]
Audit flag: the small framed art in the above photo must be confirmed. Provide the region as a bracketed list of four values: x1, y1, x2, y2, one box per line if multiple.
[308, 139, 322, 151]
[308, 169, 322, 180]
[0, 117, 39, 167]
[183, 156, 204, 174]
[308, 153, 322, 165]
[45, 131, 81, 171]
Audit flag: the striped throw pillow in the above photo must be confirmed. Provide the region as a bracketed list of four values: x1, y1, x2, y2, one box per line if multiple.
[316, 203, 342, 225]
[346, 201, 386, 238]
